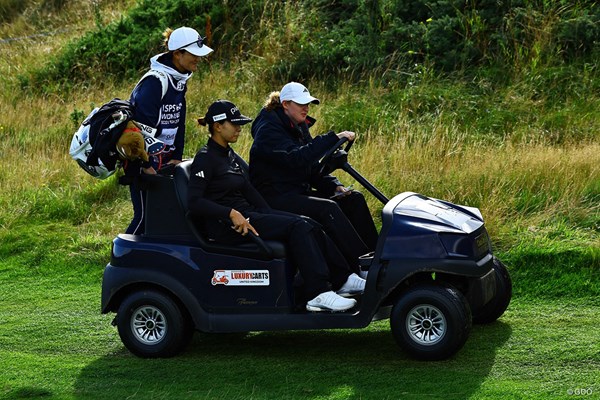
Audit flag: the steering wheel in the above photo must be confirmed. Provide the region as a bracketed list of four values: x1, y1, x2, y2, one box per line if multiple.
[317, 135, 354, 175]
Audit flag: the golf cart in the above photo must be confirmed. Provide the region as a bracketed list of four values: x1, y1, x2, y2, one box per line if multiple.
[101, 138, 512, 360]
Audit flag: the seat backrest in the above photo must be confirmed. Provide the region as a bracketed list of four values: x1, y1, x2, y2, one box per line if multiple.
[174, 160, 193, 212]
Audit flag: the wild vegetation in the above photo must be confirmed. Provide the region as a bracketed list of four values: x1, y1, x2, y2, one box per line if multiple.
[0, 0, 598, 398]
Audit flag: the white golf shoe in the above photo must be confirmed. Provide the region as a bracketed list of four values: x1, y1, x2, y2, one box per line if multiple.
[306, 291, 357, 312]
[336, 273, 366, 297]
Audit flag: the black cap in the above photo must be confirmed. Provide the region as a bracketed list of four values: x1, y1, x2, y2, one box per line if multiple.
[204, 100, 253, 125]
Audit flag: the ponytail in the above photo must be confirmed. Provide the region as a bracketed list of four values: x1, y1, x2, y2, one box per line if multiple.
[264, 91, 283, 111]
[163, 28, 174, 50]
[197, 117, 214, 135]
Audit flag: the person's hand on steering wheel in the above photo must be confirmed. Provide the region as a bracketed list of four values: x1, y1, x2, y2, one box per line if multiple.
[318, 133, 355, 175]
[336, 131, 356, 141]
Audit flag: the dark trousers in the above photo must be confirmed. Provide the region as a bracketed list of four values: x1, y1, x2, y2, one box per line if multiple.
[205, 209, 352, 300]
[265, 191, 378, 270]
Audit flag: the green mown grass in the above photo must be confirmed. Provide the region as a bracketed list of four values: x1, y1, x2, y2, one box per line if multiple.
[0, 214, 598, 399]
[1, 257, 598, 400]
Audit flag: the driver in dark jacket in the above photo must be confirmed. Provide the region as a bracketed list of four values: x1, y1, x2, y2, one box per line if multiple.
[249, 82, 378, 274]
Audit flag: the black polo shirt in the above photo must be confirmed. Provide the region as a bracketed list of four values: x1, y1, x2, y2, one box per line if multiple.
[188, 138, 269, 220]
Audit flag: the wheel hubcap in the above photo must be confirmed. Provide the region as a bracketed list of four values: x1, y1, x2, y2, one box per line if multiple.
[406, 304, 446, 345]
[131, 305, 167, 345]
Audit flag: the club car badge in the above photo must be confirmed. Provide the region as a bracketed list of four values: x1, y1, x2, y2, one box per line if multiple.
[211, 270, 270, 286]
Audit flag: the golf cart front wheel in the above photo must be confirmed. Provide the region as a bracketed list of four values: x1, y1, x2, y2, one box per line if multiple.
[390, 284, 472, 361]
[116, 290, 193, 358]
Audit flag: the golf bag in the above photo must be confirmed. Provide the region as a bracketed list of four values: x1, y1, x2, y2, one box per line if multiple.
[69, 70, 168, 179]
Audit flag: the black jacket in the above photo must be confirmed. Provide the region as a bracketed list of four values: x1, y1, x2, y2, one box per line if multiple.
[188, 138, 270, 222]
[249, 107, 342, 198]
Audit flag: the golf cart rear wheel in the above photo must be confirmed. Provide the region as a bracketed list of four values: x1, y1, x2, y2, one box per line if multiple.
[117, 290, 193, 358]
[390, 284, 472, 361]
[473, 257, 512, 324]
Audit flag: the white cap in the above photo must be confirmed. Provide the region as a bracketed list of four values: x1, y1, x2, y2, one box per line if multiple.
[167, 27, 213, 57]
[280, 82, 320, 105]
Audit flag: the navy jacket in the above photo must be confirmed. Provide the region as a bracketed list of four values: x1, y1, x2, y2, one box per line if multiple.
[249, 107, 342, 198]
[130, 52, 191, 167]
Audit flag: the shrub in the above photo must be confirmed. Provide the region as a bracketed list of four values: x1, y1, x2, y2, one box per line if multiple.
[263, 0, 599, 82]
[23, 0, 266, 91]
[22, 0, 600, 91]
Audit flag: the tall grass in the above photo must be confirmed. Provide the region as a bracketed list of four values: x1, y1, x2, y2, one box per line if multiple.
[2, 64, 597, 240]
[2, 35, 598, 230]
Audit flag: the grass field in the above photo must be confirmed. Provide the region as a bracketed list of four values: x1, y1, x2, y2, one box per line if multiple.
[1, 262, 598, 400]
[1, 1, 599, 399]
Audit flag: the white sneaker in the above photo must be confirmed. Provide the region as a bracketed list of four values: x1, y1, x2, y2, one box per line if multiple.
[337, 273, 366, 297]
[306, 291, 357, 312]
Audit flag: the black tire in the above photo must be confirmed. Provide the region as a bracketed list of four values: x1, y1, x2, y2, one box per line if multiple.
[473, 257, 512, 324]
[116, 290, 193, 358]
[390, 284, 472, 361]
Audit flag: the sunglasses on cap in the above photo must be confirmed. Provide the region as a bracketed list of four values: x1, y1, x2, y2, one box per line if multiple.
[176, 36, 206, 51]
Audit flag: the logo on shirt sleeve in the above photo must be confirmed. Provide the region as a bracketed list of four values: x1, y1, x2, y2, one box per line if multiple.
[195, 170, 205, 178]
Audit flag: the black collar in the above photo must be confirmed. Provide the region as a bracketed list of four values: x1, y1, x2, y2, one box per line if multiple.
[207, 138, 230, 155]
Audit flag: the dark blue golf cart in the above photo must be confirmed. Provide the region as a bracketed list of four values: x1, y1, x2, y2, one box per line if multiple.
[101, 139, 511, 360]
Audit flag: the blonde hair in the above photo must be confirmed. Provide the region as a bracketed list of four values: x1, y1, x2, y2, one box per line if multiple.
[264, 91, 283, 111]
[163, 28, 174, 50]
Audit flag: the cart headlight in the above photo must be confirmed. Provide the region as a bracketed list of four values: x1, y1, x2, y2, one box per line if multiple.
[439, 229, 490, 258]
[439, 234, 473, 258]
[474, 230, 491, 257]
